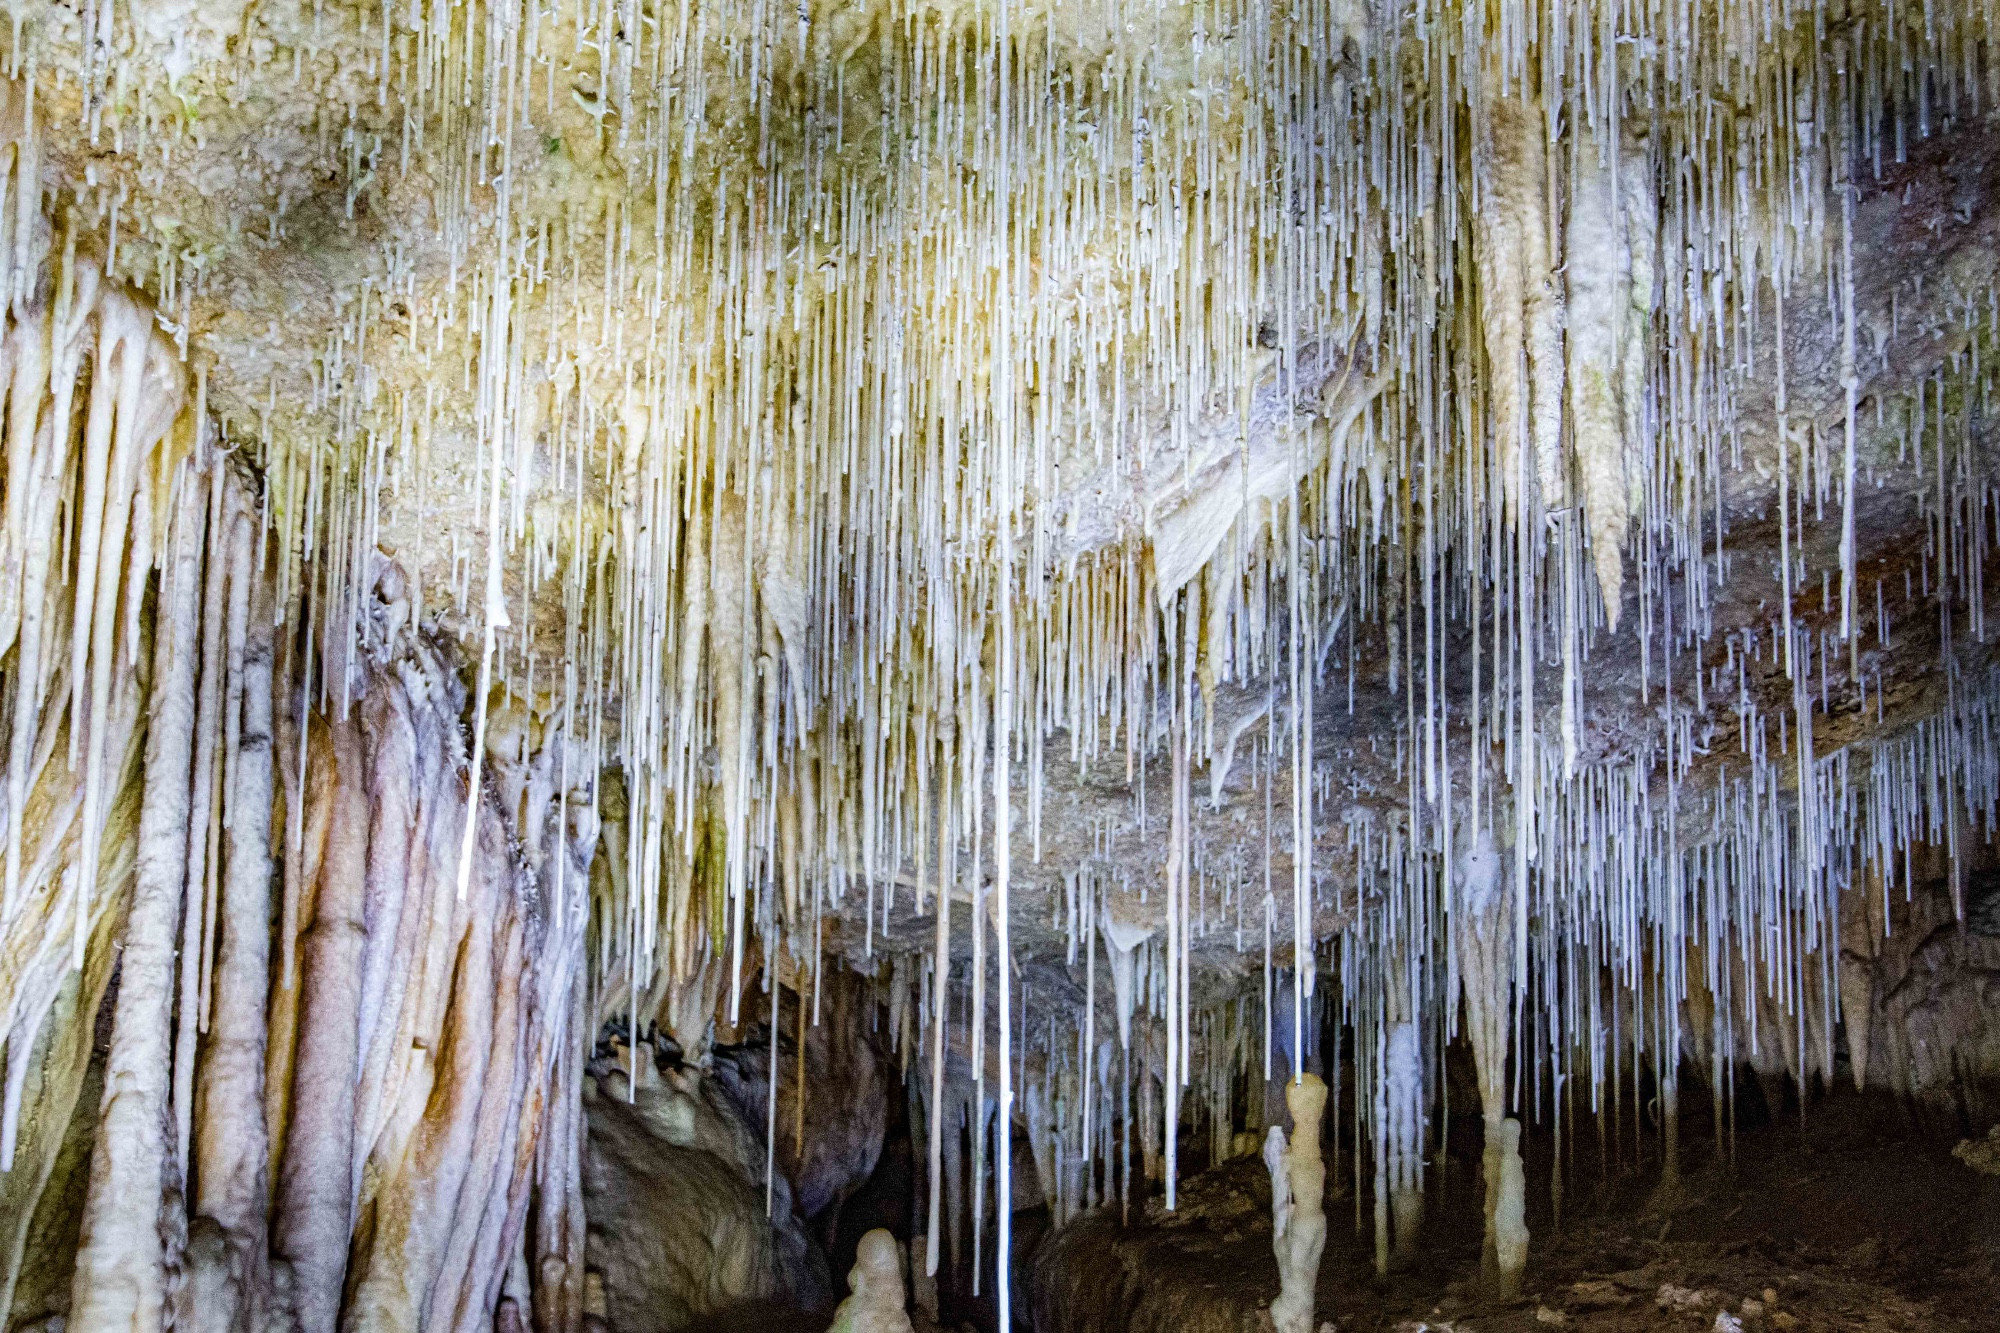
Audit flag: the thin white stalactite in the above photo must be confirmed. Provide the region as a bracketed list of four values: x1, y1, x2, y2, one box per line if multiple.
[926, 769, 951, 1279]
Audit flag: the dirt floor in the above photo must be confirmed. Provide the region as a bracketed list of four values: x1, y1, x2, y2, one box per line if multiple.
[1028, 1091, 2000, 1333]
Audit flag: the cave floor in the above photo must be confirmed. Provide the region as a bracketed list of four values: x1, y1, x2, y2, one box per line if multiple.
[1029, 1095, 2000, 1333]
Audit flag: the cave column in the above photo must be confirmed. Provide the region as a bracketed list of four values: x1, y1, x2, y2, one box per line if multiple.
[1382, 963, 1425, 1272]
[66, 450, 207, 1332]
[1455, 831, 1527, 1298]
[188, 476, 278, 1330]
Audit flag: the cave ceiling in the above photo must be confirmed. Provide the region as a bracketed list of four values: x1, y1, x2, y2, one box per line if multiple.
[5, 0, 1999, 1053]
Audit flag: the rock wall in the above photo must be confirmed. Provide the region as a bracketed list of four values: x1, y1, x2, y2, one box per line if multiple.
[0, 283, 599, 1328]
[582, 1042, 829, 1332]
[712, 970, 893, 1227]
[579, 965, 916, 1332]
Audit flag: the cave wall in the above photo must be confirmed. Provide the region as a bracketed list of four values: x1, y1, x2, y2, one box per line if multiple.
[581, 1047, 828, 1333]
[0, 304, 600, 1328]
[578, 964, 915, 1331]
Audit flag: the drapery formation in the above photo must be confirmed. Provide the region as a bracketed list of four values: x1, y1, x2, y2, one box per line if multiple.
[0, 197, 593, 1327]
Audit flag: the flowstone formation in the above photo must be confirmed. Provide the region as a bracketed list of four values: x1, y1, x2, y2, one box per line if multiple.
[1, 0, 2000, 1330]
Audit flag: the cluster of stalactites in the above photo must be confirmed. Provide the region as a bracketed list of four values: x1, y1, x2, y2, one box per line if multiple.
[11, 4, 2000, 1325]
[499, 0, 1990, 1106]
[33, 0, 1980, 1044]
[867, 657, 2000, 1311]
[0, 72, 186, 1185]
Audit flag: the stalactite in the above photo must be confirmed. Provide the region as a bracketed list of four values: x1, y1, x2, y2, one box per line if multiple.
[1102, 905, 1151, 1054]
[1566, 116, 1656, 627]
[0, 174, 174, 1322]
[1476, 75, 1565, 525]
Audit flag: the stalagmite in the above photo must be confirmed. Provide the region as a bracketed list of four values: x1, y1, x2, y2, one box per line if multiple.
[1494, 1120, 1529, 1289]
[1383, 1019, 1425, 1270]
[828, 1229, 915, 1333]
[1840, 869, 1881, 1092]
[1264, 1073, 1327, 1333]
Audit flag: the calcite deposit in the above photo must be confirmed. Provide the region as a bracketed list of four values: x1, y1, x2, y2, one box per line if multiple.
[1, 1, 2000, 1331]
